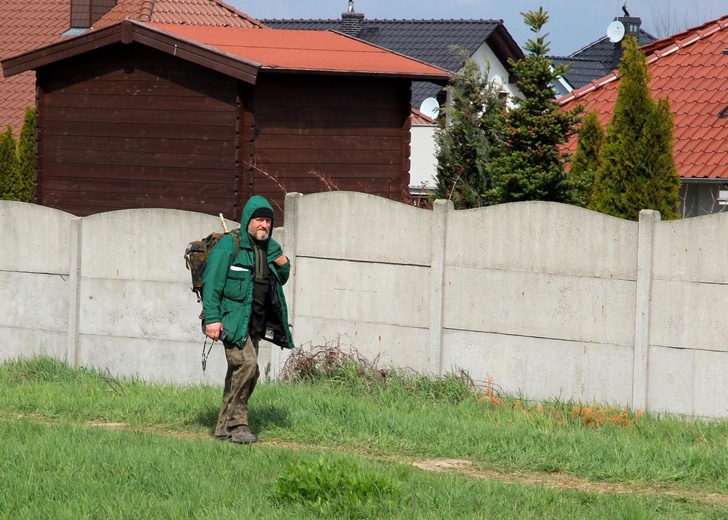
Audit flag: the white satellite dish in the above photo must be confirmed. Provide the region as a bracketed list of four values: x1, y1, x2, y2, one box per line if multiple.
[607, 20, 625, 43]
[419, 97, 440, 119]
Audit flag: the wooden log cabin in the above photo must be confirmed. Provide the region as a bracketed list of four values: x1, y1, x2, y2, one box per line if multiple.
[1, 20, 449, 221]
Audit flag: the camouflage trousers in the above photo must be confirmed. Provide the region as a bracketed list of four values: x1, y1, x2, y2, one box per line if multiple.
[214, 335, 260, 437]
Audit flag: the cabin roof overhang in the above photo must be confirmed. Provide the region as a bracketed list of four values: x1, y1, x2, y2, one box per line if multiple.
[2, 20, 451, 86]
[2, 21, 258, 84]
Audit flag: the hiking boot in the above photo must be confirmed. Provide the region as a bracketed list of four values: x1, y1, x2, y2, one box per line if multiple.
[229, 425, 257, 444]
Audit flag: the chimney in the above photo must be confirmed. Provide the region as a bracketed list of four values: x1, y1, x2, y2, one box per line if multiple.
[340, 1, 364, 37]
[70, 0, 117, 29]
[619, 16, 642, 37]
[611, 15, 642, 70]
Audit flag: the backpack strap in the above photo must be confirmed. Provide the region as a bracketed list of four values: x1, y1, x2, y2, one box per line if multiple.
[231, 229, 241, 260]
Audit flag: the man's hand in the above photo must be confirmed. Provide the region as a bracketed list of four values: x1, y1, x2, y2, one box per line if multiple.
[273, 254, 288, 267]
[206, 322, 223, 341]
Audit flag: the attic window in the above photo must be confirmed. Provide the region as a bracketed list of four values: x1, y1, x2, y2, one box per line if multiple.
[62, 28, 89, 38]
[70, 0, 117, 29]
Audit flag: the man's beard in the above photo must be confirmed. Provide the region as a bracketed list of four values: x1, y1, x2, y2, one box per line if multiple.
[254, 229, 269, 241]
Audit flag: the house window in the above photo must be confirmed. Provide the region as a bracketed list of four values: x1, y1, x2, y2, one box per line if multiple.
[718, 186, 728, 206]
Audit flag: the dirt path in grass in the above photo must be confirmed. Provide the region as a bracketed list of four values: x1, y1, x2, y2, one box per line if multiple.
[409, 458, 728, 508]
[264, 440, 727, 508]
[9, 416, 727, 508]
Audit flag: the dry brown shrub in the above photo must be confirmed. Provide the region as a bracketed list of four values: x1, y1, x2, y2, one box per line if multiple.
[569, 403, 645, 428]
[279, 339, 387, 384]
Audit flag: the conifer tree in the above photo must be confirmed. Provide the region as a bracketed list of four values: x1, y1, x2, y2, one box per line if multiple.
[491, 8, 581, 203]
[16, 108, 36, 203]
[636, 97, 681, 218]
[0, 126, 19, 200]
[591, 36, 681, 220]
[434, 50, 506, 208]
[569, 111, 605, 207]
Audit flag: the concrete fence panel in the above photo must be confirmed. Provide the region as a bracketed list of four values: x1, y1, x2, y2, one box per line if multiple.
[0, 202, 75, 361]
[647, 214, 728, 417]
[440, 202, 639, 405]
[293, 191, 432, 264]
[287, 192, 433, 372]
[1, 195, 726, 418]
[75, 209, 215, 383]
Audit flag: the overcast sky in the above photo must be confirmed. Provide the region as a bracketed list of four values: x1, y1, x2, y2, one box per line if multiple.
[230, 0, 728, 57]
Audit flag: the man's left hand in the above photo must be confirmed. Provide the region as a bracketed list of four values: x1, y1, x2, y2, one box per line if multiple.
[273, 255, 288, 266]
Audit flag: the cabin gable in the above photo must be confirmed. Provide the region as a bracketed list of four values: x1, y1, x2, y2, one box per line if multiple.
[36, 43, 239, 217]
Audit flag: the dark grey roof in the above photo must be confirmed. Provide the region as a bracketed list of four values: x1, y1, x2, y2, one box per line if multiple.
[570, 30, 657, 64]
[264, 19, 340, 31]
[551, 25, 657, 90]
[263, 18, 523, 107]
[551, 57, 609, 90]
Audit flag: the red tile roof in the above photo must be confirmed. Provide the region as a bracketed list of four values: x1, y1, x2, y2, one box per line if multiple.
[558, 15, 728, 181]
[145, 22, 451, 78]
[92, 0, 263, 29]
[0, 0, 263, 136]
[410, 107, 436, 125]
[3, 20, 450, 85]
[0, 0, 69, 135]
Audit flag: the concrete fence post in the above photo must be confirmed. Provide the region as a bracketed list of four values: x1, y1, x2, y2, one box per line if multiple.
[270, 192, 302, 380]
[428, 199, 452, 376]
[67, 217, 82, 368]
[633, 209, 660, 410]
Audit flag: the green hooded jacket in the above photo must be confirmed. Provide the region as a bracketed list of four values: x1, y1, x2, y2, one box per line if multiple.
[202, 196, 293, 349]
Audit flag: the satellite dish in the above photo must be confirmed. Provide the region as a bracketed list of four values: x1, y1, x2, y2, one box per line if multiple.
[419, 97, 440, 119]
[607, 20, 625, 43]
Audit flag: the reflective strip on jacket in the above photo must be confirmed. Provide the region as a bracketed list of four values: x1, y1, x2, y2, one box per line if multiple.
[202, 196, 293, 348]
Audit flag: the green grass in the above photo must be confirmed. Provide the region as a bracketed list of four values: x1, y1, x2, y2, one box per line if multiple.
[0, 356, 726, 519]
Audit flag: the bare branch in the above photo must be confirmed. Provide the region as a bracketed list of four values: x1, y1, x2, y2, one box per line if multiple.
[102, 367, 125, 395]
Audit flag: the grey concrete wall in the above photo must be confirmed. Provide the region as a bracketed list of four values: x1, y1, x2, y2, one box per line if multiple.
[283, 192, 434, 373]
[73, 209, 250, 386]
[0, 202, 74, 362]
[1, 195, 726, 418]
[440, 202, 639, 406]
[0, 204, 278, 386]
[648, 214, 728, 417]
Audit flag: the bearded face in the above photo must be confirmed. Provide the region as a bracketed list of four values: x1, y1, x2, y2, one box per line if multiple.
[248, 217, 271, 241]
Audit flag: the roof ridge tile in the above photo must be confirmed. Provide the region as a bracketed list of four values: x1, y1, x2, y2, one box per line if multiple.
[140, 0, 154, 22]
[641, 15, 728, 55]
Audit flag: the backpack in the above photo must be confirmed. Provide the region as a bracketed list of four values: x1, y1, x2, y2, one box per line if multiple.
[184, 228, 241, 315]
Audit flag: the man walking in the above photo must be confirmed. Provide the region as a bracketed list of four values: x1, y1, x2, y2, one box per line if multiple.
[202, 195, 293, 444]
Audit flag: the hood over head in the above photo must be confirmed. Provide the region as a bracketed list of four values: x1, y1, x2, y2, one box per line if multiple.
[241, 195, 275, 238]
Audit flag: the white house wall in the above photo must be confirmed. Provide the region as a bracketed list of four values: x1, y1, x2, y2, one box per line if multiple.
[472, 42, 521, 99]
[409, 123, 438, 190]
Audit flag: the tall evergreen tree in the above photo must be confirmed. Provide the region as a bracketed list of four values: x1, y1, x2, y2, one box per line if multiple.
[491, 8, 581, 203]
[591, 36, 681, 220]
[636, 97, 681, 218]
[569, 111, 605, 207]
[0, 126, 19, 200]
[16, 108, 36, 203]
[434, 50, 506, 208]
